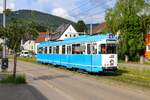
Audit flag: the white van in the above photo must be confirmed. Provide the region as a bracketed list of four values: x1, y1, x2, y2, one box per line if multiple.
[20, 50, 32, 57]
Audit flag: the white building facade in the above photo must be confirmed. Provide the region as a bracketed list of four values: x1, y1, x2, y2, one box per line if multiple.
[22, 40, 35, 52]
[35, 24, 79, 54]
[58, 25, 79, 40]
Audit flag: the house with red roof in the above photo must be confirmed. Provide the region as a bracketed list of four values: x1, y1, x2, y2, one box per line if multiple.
[93, 22, 107, 34]
[34, 24, 78, 54]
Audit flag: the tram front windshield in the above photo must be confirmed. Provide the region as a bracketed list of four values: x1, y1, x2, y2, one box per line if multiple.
[101, 44, 116, 54]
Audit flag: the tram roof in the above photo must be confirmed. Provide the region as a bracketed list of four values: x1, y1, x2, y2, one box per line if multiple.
[38, 33, 117, 47]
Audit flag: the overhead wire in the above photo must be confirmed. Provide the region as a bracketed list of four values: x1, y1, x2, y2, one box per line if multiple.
[73, 0, 114, 22]
[71, 0, 113, 18]
[67, 0, 91, 13]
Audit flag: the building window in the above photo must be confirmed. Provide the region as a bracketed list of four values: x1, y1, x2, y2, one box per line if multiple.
[148, 45, 150, 50]
[74, 34, 76, 37]
[147, 45, 150, 51]
[70, 34, 72, 37]
[65, 34, 67, 37]
[32, 46, 34, 49]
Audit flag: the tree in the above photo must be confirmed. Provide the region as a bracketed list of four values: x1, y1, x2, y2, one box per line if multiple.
[105, 0, 149, 62]
[30, 21, 47, 32]
[75, 20, 87, 32]
[3, 19, 38, 78]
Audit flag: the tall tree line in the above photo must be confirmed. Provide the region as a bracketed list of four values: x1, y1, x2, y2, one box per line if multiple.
[105, 0, 150, 62]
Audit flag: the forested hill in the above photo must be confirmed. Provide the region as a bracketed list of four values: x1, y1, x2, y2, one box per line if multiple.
[0, 10, 75, 29]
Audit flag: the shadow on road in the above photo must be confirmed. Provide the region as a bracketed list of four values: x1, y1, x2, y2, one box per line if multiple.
[33, 74, 71, 81]
[0, 84, 48, 100]
[97, 69, 128, 76]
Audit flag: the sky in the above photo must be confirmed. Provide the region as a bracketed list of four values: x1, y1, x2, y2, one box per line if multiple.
[0, 0, 116, 24]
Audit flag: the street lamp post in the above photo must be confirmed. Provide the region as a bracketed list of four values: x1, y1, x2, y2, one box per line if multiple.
[3, 0, 6, 58]
[1, 0, 8, 71]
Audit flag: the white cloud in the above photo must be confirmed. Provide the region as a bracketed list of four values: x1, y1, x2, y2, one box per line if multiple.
[0, 1, 3, 13]
[0, 6, 3, 13]
[51, 8, 75, 21]
[8, 2, 15, 10]
[0, 0, 116, 23]
[0, 0, 15, 12]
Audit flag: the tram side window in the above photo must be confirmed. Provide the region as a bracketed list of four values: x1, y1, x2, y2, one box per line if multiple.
[38, 47, 43, 54]
[56, 46, 59, 54]
[92, 43, 97, 54]
[100, 44, 116, 54]
[98, 45, 101, 54]
[81, 44, 86, 54]
[107, 44, 116, 54]
[101, 44, 107, 54]
[87, 44, 91, 54]
[44, 47, 47, 54]
[49, 46, 52, 54]
[72, 44, 84, 54]
[53, 46, 56, 54]
[67, 46, 72, 54]
[62, 45, 65, 54]
[87, 43, 97, 54]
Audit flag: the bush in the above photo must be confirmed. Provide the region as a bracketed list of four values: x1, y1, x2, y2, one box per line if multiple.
[15, 74, 26, 84]
[0, 74, 26, 84]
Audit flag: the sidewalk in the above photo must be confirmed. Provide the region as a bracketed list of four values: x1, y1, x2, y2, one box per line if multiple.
[0, 84, 48, 100]
[0, 69, 11, 80]
[0, 69, 48, 100]
[0, 72, 6, 81]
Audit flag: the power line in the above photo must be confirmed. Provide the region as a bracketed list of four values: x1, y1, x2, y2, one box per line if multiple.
[71, 0, 113, 18]
[81, 8, 107, 20]
[75, 0, 114, 23]
[68, 0, 90, 13]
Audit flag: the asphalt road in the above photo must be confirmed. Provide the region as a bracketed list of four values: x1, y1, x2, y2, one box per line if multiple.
[6, 61, 150, 100]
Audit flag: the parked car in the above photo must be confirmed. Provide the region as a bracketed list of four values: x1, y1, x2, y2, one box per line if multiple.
[20, 50, 33, 57]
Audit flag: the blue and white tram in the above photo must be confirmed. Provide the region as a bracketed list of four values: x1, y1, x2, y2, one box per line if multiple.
[36, 34, 118, 72]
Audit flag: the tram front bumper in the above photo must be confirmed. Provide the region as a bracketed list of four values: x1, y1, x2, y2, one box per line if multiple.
[102, 67, 118, 72]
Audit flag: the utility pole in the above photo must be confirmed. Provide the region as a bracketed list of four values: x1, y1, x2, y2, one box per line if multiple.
[1, 0, 8, 71]
[2, 0, 6, 58]
[90, 23, 92, 35]
[90, 15, 94, 35]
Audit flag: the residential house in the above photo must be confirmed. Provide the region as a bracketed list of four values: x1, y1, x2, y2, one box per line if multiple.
[35, 24, 79, 54]
[48, 24, 79, 41]
[93, 22, 107, 34]
[22, 40, 35, 52]
[35, 32, 49, 54]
